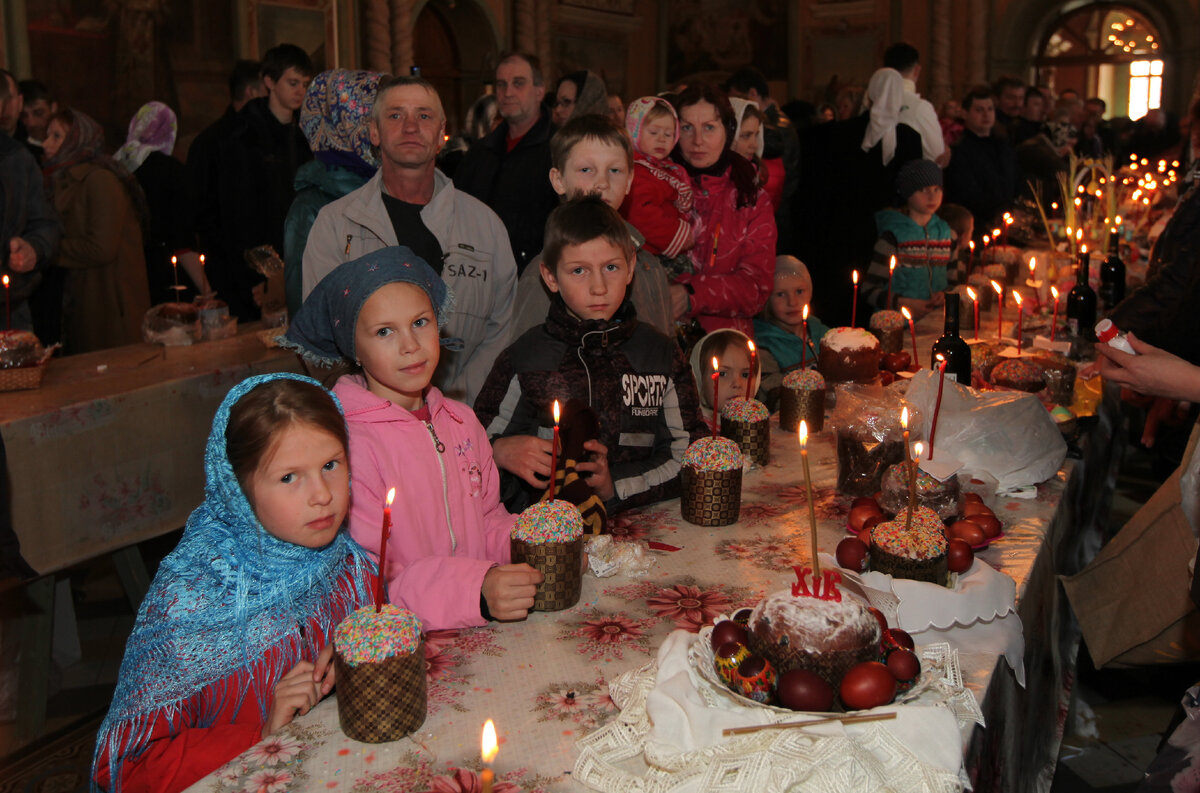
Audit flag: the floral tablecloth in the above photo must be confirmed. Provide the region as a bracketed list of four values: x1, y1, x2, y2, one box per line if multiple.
[187, 384, 1118, 793]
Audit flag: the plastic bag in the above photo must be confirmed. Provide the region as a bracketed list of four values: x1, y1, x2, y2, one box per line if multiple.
[828, 383, 922, 443]
[904, 369, 1066, 493]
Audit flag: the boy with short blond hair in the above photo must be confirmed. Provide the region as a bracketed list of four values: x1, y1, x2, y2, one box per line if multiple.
[475, 196, 704, 516]
[509, 114, 673, 338]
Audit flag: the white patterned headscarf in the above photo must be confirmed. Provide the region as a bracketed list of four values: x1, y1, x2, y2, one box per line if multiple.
[861, 68, 904, 165]
[114, 101, 178, 173]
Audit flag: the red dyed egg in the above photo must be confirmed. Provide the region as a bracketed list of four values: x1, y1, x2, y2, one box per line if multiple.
[963, 502, 994, 519]
[776, 668, 835, 712]
[880, 371, 896, 386]
[711, 619, 749, 649]
[881, 628, 915, 652]
[972, 514, 1002, 539]
[849, 504, 884, 532]
[951, 521, 986, 546]
[947, 538, 974, 573]
[862, 514, 885, 533]
[886, 648, 921, 682]
[963, 492, 985, 504]
[851, 496, 881, 510]
[840, 661, 897, 710]
[866, 606, 888, 634]
[881, 351, 911, 373]
[836, 537, 870, 572]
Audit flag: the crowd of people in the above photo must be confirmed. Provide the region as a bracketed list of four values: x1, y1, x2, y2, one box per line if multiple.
[2, 37, 1197, 793]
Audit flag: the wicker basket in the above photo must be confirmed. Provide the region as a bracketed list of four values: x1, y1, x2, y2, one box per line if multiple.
[510, 537, 583, 611]
[0, 363, 46, 392]
[779, 386, 825, 433]
[680, 466, 742, 526]
[721, 417, 769, 467]
[334, 639, 426, 743]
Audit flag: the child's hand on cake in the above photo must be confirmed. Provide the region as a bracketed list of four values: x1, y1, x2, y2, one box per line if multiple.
[262, 661, 323, 739]
[482, 563, 545, 621]
[492, 435, 554, 488]
[576, 439, 615, 500]
[312, 643, 336, 696]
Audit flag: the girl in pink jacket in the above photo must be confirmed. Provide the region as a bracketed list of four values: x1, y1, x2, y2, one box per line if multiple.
[283, 247, 541, 630]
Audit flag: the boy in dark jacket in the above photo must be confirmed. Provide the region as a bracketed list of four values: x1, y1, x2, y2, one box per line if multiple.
[475, 196, 706, 517]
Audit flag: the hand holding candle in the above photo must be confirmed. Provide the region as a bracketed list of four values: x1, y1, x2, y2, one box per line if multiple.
[799, 421, 819, 577]
[375, 487, 396, 612]
[549, 400, 561, 500]
[481, 719, 498, 793]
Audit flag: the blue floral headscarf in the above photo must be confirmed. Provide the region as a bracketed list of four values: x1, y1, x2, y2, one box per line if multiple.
[282, 246, 460, 366]
[92, 373, 375, 792]
[300, 69, 382, 177]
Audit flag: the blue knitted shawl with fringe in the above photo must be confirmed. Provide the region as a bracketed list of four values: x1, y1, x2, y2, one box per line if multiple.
[92, 373, 376, 792]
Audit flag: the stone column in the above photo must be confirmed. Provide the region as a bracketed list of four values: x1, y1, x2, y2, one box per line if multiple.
[391, 0, 415, 76]
[967, 0, 987, 87]
[516, 0, 536, 55]
[929, 0, 952, 108]
[363, 0, 391, 74]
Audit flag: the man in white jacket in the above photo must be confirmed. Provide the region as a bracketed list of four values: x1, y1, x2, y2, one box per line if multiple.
[884, 42, 950, 167]
[302, 75, 516, 404]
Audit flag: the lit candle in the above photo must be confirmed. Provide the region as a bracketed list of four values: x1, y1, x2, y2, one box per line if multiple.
[929, 356, 946, 461]
[905, 442, 924, 534]
[2, 275, 8, 330]
[800, 304, 809, 369]
[901, 406, 910, 466]
[983, 234, 990, 250]
[1050, 285, 1060, 342]
[900, 306, 919, 368]
[851, 270, 859, 328]
[481, 719, 498, 793]
[1027, 257, 1041, 312]
[375, 487, 396, 612]
[991, 280, 1003, 341]
[745, 340, 756, 400]
[799, 421, 820, 577]
[886, 256, 896, 309]
[1012, 291, 1024, 353]
[549, 400, 560, 500]
[968, 239, 975, 270]
[171, 254, 179, 295]
[710, 357, 720, 436]
[966, 286, 979, 341]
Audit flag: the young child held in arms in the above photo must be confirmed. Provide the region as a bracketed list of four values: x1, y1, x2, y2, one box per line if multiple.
[283, 247, 541, 631]
[620, 97, 696, 276]
[863, 158, 957, 320]
[689, 328, 763, 423]
[510, 114, 673, 339]
[476, 195, 705, 517]
[93, 374, 377, 793]
[752, 256, 832, 410]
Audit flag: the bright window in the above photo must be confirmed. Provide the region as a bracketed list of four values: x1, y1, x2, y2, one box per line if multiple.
[1129, 59, 1163, 120]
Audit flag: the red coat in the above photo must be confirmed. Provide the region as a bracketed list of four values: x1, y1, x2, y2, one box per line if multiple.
[620, 159, 693, 257]
[93, 566, 365, 793]
[762, 157, 785, 216]
[676, 170, 777, 337]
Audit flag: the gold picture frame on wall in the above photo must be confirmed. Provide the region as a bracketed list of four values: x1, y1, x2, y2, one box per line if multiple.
[243, 0, 336, 69]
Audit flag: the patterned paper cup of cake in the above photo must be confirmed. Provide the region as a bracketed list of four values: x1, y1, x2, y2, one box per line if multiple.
[720, 397, 770, 467]
[869, 507, 949, 585]
[780, 369, 826, 433]
[680, 436, 744, 526]
[333, 604, 426, 743]
[511, 500, 585, 611]
[868, 310, 906, 354]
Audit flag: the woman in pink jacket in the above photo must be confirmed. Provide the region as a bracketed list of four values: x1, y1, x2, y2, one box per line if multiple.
[669, 83, 778, 339]
[282, 247, 540, 631]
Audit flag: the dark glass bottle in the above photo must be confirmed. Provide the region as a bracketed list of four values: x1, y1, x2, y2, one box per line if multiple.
[930, 292, 972, 384]
[1066, 251, 1097, 339]
[1099, 228, 1126, 312]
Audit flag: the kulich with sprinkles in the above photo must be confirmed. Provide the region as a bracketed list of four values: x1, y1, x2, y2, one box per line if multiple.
[512, 499, 585, 544]
[721, 396, 769, 423]
[334, 604, 422, 666]
[680, 436, 744, 526]
[683, 436, 745, 471]
[720, 397, 770, 467]
[869, 506, 949, 585]
[868, 309, 906, 354]
[783, 369, 825, 391]
[332, 604, 428, 741]
[990, 358, 1047, 394]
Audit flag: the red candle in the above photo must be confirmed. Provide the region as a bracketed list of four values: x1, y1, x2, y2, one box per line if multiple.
[710, 357, 720, 436]
[2, 275, 9, 330]
[991, 280, 1003, 341]
[549, 400, 560, 500]
[929, 356, 946, 461]
[851, 270, 859, 328]
[1050, 285, 1060, 343]
[745, 340, 756, 400]
[1012, 291, 1024, 353]
[966, 286, 979, 341]
[900, 306, 919, 368]
[800, 305, 809, 368]
[375, 487, 396, 612]
[886, 256, 896, 309]
[1027, 257, 1041, 312]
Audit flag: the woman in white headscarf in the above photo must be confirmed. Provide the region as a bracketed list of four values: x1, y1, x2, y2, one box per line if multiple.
[860, 67, 905, 166]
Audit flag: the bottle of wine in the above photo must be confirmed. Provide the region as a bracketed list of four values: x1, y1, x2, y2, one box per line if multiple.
[930, 292, 972, 384]
[1066, 251, 1097, 339]
[1099, 228, 1126, 312]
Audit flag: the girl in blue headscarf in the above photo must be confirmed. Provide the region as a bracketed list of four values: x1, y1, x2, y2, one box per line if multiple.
[92, 374, 375, 793]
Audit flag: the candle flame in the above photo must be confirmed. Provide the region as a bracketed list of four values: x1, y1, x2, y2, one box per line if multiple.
[1115, 215, 1122, 225]
[992, 228, 1001, 237]
[990, 279, 1002, 296]
[900, 406, 908, 429]
[969, 240, 975, 251]
[900, 306, 912, 321]
[552, 399, 560, 423]
[199, 254, 205, 265]
[171, 255, 177, 266]
[1081, 243, 1088, 254]
[966, 286, 977, 301]
[889, 255, 896, 272]
[482, 719, 498, 763]
[852, 269, 858, 285]
[711, 356, 719, 375]
[913, 441, 924, 460]
[983, 234, 990, 245]
[1028, 257, 1036, 273]
[802, 304, 809, 320]
[386, 487, 396, 506]
[1012, 290, 1023, 306]
[1051, 285, 1059, 300]
[1076, 228, 1083, 241]
[798, 420, 808, 447]
[747, 339, 755, 354]
[1, 275, 7, 287]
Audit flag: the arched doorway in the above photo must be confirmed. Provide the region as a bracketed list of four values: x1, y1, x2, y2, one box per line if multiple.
[1036, 5, 1163, 119]
[412, 0, 500, 135]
